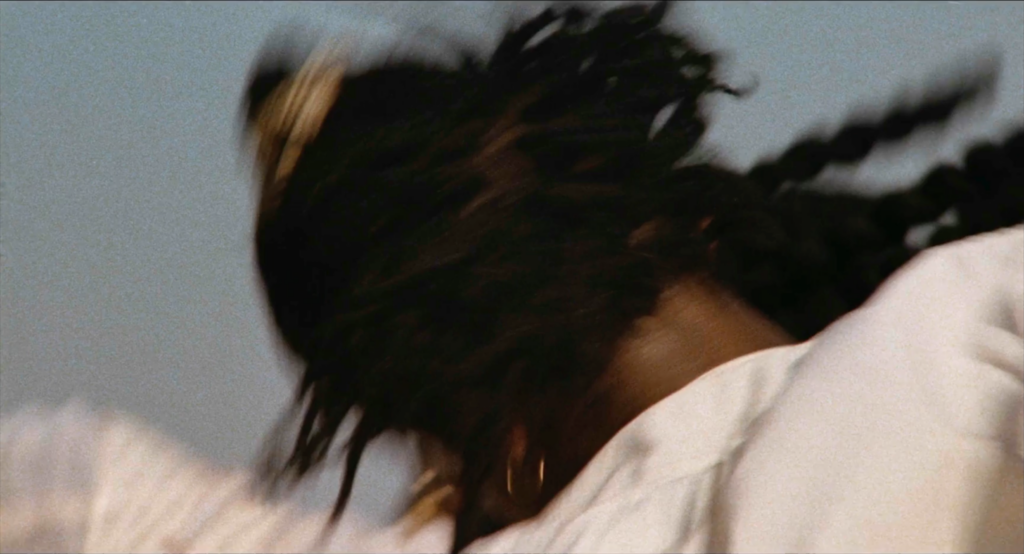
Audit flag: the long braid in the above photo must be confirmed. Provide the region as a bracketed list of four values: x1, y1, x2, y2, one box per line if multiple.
[712, 124, 1023, 340]
[746, 64, 998, 196]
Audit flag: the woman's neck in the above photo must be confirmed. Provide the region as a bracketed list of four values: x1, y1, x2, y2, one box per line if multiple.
[540, 276, 796, 509]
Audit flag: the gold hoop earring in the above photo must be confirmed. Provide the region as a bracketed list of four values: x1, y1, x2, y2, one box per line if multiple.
[506, 451, 546, 499]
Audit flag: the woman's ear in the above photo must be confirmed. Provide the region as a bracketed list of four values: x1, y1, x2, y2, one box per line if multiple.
[506, 423, 529, 472]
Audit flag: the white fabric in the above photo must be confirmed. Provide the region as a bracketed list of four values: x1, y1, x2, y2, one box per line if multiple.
[721, 224, 1024, 554]
[3, 227, 1021, 553]
[467, 336, 812, 553]
[469, 225, 1024, 553]
[0, 402, 452, 553]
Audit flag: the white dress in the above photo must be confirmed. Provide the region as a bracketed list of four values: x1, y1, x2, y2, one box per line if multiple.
[4, 226, 1021, 553]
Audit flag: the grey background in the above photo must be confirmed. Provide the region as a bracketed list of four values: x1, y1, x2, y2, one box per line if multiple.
[2, 1, 1022, 527]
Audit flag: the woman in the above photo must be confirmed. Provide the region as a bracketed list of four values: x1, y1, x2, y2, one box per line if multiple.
[2, 2, 1020, 552]
[244, 2, 1023, 552]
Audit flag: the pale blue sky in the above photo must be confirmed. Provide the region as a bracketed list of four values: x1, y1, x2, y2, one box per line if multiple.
[2, 1, 1022, 525]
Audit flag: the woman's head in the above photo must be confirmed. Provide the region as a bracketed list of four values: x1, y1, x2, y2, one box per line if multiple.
[243, 1, 1022, 550]
[248, 0, 736, 521]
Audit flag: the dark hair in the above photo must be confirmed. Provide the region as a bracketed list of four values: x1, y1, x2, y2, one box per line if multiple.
[242, 2, 1023, 550]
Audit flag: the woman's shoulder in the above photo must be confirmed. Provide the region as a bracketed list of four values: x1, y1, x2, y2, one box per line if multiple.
[720, 225, 1024, 552]
[866, 224, 1022, 320]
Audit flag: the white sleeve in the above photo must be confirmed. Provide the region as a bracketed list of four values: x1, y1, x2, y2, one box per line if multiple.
[0, 401, 101, 553]
[0, 401, 348, 553]
[79, 409, 328, 553]
[1, 401, 444, 553]
[721, 225, 1024, 553]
